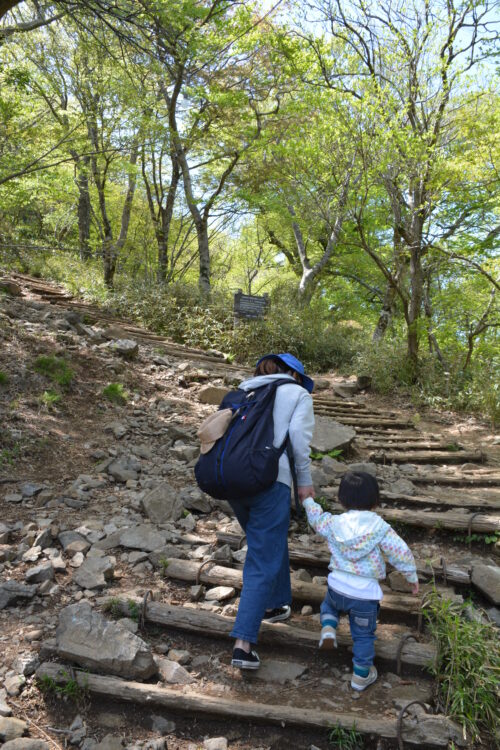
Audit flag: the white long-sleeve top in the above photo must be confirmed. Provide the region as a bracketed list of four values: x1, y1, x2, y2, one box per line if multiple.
[238, 373, 314, 488]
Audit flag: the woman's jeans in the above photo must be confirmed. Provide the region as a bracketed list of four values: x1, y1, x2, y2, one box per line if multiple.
[229, 481, 292, 643]
[321, 587, 379, 669]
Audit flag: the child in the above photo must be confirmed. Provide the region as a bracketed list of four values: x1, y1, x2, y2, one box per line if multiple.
[303, 471, 419, 691]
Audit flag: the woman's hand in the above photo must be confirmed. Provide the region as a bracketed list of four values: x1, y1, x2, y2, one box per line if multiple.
[298, 485, 315, 503]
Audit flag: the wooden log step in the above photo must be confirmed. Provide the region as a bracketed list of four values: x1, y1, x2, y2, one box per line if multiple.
[404, 472, 500, 487]
[107, 597, 435, 668]
[215, 531, 472, 586]
[314, 414, 413, 428]
[370, 449, 485, 464]
[362, 442, 454, 451]
[36, 663, 465, 747]
[162, 559, 421, 617]
[317, 486, 500, 511]
[355, 428, 420, 437]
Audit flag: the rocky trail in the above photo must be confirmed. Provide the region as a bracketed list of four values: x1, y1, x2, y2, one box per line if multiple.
[0, 273, 499, 750]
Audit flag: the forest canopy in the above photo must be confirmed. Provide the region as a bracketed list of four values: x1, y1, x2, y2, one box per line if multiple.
[0, 0, 499, 419]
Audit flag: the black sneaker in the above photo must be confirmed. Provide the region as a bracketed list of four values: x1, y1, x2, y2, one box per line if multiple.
[262, 605, 291, 623]
[231, 648, 260, 670]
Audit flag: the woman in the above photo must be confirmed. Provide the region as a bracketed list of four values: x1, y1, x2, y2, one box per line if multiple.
[230, 352, 315, 670]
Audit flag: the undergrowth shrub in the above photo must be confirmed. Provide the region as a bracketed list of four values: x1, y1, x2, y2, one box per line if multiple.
[424, 590, 499, 745]
[34, 355, 74, 388]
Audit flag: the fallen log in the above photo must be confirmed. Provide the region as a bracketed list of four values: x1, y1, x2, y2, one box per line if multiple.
[36, 663, 465, 747]
[108, 597, 435, 669]
[162, 559, 421, 617]
[371, 449, 485, 464]
[215, 531, 472, 586]
[362, 442, 453, 451]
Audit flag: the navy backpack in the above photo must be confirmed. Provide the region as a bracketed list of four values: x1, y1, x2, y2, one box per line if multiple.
[194, 378, 299, 503]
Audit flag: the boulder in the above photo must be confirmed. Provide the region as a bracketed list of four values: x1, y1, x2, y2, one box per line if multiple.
[56, 601, 156, 679]
[72, 557, 114, 589]
[119, 525, 167, 552]
[2, 740, 49, 750]
[347, 462, 377, 476]
[471, 564, 500, 605]
[107, 457, 139, 483]
[0, 717, 28, 742]
[142, 484, 185, 524]
[388, 478, 416, 496]
[205, 586, 235, 602]
[0, 581, 37, 610]
[311, 417, 356, 453]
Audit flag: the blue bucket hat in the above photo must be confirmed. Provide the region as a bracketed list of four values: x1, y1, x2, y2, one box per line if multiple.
[255, 352, 314, 393]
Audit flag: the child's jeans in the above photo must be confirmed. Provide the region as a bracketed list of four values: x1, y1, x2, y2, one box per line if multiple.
[321, 587, 379, 670]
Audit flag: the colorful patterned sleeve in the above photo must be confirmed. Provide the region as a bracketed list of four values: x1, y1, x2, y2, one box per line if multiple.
[379, 527, 418, 583]
[303, 497, 335, 538]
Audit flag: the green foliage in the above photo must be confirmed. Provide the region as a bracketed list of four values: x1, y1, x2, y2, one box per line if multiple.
[102, 597, 123, 619]
[452, 531, 500, 547]
[127, 599, 140, 622]
[37, 670, 88, 705]
[0, 371, 9, 385]
[39, 389, 62, 409]
[424, 590, 500, 744]
[315, 496, 331, 512]
[310, 449, 343, 461]
[328, 722, 364, 749]
[0, 442, 21, 469]
[33, 355, 74, 388]
[102, 383, 128, 403]
[158, 558, 170, 576]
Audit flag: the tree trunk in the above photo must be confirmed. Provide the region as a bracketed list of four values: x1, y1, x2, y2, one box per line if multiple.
[196, 218, 211, 294]
[76, 158, 92, 261]
[372, 281, 396, 341]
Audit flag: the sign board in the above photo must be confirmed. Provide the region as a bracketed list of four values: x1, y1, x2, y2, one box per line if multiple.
[233, 290, 270, 321]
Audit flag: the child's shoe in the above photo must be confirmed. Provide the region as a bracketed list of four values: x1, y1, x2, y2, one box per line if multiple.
[351, 665, 377, 691]
[319, 624, 337, 650]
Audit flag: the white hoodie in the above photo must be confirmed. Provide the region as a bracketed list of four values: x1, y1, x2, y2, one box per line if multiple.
[238, 373, 314, 488]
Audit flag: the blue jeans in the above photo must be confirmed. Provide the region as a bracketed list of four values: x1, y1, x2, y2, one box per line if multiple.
[229, 481, 292, 643]
[321, 587, 379, 669]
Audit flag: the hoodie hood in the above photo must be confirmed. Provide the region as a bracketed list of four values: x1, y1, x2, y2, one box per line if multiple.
[332, 511, 389, 561]
[239, 373, 298, 391]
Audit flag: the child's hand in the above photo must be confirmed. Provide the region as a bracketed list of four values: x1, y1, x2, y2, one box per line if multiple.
[411, 582, 419, 596]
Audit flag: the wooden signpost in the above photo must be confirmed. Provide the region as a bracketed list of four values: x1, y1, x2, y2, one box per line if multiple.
[233, 289, 269, 324]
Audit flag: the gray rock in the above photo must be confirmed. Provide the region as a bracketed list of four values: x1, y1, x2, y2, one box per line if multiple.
[120, 525, 167, 552]
[167, 649, 191, 665]
[471, 564, 500, 605]
[33, 529, 53, 549]
[59, 531, 87, 550]
[485, 606, 500, 627]
[116, 618, 138, 634]
[347, 462, 377, 476]
[311, 417, 356, 453]
[56, 601, 156, 679]
[109, 339, 139, 359]
[104, 422, 128, 439]
[321, 456, 346, 476]
[170, 444, 199, 462]
[0, 717, 28, 742]
[156, 658, 194, 685]
[1, 741, 49, 750]
[20, 482, 45, 498]
[180, 488, 212, 514]
[12, 652, 39, 676]
[107, 458, 138, 483]
[95, 735, 124, 750]
[148, 545, 188, 569]
[5, 494, 23, 504]
[25, 561, 54, 584]
[256, 660, 308, 683]
[142, 484, 184, 524]
[0, 581, 37, 610]
[151, 715, 176, 734]
[388, 571, 414, 593]
[73, 557, 114, 589]
[203, 740, 228, 750]
[4, 674, 25, 697]
[205, 586, 235, 602]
